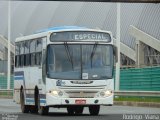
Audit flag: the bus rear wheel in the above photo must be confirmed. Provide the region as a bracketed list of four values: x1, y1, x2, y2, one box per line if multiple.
[29, 105, 38, 113]
[89, 105, 100, 116]
[20, 89, 29, 113]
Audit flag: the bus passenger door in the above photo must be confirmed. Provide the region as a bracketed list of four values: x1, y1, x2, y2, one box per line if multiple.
[41, 37, 47, 90]
[34, 37, 47, 92]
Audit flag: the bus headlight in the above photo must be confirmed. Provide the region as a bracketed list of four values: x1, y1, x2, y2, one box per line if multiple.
[51, 90, 59, 96]
[99, 90, 113, 97]
[51, 90, 63, 97]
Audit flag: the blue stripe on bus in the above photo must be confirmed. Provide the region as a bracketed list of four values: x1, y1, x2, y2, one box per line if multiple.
[14, 76, 24, 80]
[35, 26, 88, 33]
[40, 99, 46, 104]
[26, 98, 34, 103]
[14, 71, 24, 81]
[26, 94, 46, 99]
[26, 98, 46, 104]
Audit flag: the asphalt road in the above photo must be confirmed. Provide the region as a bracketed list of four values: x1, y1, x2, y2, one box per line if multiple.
[0, 99, 159, 120]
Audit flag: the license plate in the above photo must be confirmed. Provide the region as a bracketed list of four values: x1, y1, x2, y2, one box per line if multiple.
[75, 100, 86, 104]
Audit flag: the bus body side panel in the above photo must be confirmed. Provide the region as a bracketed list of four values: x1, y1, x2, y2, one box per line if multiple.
[14, 36, 47, 106]
[25, 67, 39, 105]
[14, 67, 46, 106]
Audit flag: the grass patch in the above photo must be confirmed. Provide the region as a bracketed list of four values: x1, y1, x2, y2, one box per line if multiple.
[1, 91, 160, 103]
[114, 96, 160, 103]
[0, 91, 13, 97]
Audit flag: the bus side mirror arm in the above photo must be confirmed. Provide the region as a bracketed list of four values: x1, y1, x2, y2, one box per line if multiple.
[113, 46, 118, 63]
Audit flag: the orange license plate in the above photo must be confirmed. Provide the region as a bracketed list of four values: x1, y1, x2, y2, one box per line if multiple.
[75, 100, 86, 104]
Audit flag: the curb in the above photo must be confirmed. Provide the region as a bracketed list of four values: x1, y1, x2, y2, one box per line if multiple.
[114, 101, 160, 108]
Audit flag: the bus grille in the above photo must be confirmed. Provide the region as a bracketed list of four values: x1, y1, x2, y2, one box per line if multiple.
[66, 91, 97, 98]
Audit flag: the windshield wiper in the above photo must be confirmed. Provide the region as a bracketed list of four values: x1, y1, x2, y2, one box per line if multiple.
[90, 42, 98, 68]
[64, 42, 74, 70]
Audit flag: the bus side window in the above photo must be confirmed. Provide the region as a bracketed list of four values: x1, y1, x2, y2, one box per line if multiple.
[15, 43, 20, 67]
[20, 42, 25, 67]
[30, 40, 36, 66]
[24, 41, 30, 66]
[35, 38, 42, 66]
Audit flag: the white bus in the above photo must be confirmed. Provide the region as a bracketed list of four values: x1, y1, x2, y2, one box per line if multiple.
[14, 26, 117, 115]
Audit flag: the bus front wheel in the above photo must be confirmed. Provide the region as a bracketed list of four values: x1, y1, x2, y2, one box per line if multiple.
[67, 106, 74, 115]
[37, 94, 49, 115]
[67, 106, 84, 115]
[75, 106, 84, 114]
[89, 105, 100, 116]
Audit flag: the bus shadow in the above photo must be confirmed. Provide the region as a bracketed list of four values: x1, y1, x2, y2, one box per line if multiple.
[24, 112, 117, 120]
[42, 113, 121, 120]
[46, 112, 108, 117]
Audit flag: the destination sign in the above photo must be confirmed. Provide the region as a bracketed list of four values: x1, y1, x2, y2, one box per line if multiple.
[74, 33, 108, 40]
[50, 31, 111, 42]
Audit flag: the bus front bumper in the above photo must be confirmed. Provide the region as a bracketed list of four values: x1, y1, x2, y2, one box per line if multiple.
[46, 93, 113, 106]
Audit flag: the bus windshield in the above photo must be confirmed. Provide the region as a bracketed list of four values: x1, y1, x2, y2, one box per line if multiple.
[47, 44, 113, 80]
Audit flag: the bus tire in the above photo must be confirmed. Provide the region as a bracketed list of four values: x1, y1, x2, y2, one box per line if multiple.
[67, 106, 74, 115]
[89, 105, 100, 116]
[33, 87, 39, 114]
[29, 106, 38, 114]
[75, 106, 84, 115]
[37, 94, 49, 115]
[20, 89, 29, 113]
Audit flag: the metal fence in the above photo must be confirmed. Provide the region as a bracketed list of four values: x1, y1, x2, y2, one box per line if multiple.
[0, 75, 14, 89]
[0, 60, 14, 89]
[120, 66, 160, 91]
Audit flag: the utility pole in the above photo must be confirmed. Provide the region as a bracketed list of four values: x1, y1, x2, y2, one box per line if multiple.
[7, 0, 11, 90]
[115, 3, 121, 91]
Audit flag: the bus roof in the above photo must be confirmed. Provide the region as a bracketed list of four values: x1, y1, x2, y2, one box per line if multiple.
[35, 26, 89, 34]
[16, 26, 111, 42]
